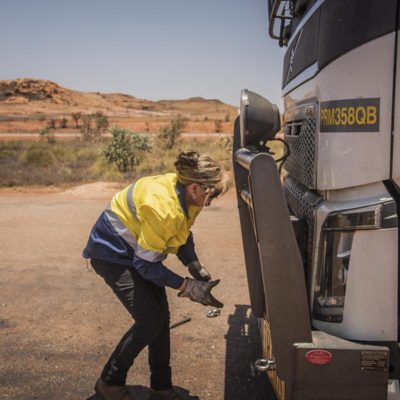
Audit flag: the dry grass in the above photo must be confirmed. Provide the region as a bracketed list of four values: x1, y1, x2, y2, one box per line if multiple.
[0, 136, 234, 187]
[0, 116, 235, 135]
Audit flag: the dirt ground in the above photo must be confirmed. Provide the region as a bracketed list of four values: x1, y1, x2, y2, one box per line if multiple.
[0, 183, 276, 400]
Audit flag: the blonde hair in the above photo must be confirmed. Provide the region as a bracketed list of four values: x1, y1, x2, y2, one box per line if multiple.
[175, 150, 222, 186]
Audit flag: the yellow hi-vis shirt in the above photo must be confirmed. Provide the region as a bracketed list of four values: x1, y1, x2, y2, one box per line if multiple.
[110, 173, 202, 262]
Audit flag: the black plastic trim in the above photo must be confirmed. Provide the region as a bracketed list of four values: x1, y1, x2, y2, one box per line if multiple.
[283, 0, 398, 89]
[282, 8, 319, 87]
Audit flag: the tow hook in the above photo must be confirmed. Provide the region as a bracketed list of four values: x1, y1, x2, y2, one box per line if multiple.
[255, 358, 276, 372]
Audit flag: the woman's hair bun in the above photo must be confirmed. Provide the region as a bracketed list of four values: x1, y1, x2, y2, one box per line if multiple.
[175, 149, 223, 187]
[175, 150, 199, 170]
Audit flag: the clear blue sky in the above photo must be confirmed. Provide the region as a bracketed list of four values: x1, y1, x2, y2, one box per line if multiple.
[0, 0, 285, 108]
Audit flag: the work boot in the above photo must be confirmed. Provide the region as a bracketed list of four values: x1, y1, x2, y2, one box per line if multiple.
[148, 387, 183, 400]
[94, 378, 135, 400]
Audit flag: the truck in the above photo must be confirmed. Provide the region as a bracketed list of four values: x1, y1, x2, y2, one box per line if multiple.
[232, 1, 400, 399]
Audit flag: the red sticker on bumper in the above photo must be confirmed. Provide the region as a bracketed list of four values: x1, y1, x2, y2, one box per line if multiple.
[306, 350, 333, 365]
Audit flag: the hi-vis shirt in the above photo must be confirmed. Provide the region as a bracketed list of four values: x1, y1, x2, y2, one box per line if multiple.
[83, 173, 201, 289]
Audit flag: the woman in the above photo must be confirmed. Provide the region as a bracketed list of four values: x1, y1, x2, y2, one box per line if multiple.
[83, 151, 225, 400]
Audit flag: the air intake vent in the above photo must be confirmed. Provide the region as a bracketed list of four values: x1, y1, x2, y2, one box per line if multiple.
[284, 175, 320, 289]
[284, 112, 317, 189]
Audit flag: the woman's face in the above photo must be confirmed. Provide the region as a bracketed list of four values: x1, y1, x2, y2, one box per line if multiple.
[185, 183, 210, 207]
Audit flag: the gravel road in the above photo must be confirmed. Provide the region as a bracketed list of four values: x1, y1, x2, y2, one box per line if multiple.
[0, 183, 276, 400]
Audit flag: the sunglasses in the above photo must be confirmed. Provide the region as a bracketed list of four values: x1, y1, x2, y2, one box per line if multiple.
[199, 183, 222, 206]
[199, 183, 216, 195]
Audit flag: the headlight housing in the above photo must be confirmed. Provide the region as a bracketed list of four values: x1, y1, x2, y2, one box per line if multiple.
[313, 201, 397, 323]
[240, 89, 281, 147]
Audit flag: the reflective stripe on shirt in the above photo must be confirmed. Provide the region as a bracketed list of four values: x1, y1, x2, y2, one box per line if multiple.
[104, 207, 166, 263]
[126, 183, 138, 219]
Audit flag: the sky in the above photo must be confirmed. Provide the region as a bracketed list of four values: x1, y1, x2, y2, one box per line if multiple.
[0, 0, 285, 108]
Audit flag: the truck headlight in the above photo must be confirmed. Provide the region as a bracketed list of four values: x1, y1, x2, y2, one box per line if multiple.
[313, 229, 354, 323]
[239, 89, 281, 147]
[313, 201, 397, 323]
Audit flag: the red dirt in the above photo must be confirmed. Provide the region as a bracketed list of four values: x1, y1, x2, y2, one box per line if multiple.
[0, 183, 275, 400]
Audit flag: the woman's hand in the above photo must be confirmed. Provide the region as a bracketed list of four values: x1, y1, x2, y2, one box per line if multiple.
[188, 260, 211, 281]
[178, 278, 223, 308]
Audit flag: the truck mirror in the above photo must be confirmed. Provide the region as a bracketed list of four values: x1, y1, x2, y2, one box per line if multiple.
[240, 89, 281, 147]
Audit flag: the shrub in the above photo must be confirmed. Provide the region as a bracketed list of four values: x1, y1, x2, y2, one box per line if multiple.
[48, 119, 56, 130]
[158, 115, 186, 149]
[218, 135, 232, 151]
[60, 117, 68, 129]
[39, 127, 56, 144]
[214, 119, 222, 133]
[94, 111, 109, 134]
[24, 145, 56, 167]
[80, 115, 92, 140]
[0, 142, 23, 161]
[103, 126, 153, 173]
[71, 112, 81, 128]
[80, 112, 109, 141]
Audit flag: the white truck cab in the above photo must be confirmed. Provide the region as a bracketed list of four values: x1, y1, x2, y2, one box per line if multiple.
[233, 1, 400, 399]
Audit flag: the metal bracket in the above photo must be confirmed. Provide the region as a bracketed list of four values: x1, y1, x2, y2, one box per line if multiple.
[255, 358, 277, 372]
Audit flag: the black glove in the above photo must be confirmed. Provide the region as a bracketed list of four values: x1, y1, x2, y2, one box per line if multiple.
[178, 278, 223, 308]
[188, 260, 211, 281]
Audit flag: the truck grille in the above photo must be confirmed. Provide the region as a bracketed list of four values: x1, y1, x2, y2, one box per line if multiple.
[284, 175, 320, 288]
[284, 116, 317, 189]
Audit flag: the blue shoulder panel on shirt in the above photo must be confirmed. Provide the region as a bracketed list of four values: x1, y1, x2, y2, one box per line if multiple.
[82, 211, 135, 264]
[83, 210, 185, 288]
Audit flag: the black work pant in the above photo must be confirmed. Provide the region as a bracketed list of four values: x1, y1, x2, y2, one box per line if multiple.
[91, 258, 172, 390]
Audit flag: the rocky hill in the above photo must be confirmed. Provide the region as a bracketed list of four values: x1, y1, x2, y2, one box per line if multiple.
[0, 79, 234, 115]
[0, 79, 236, 134]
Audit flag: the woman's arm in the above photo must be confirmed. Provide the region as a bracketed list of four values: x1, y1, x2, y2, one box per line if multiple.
[132, 254, 185, 289]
